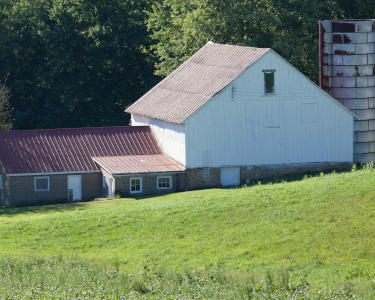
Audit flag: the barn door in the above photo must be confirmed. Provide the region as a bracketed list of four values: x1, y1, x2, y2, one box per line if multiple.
[220, 167, 240, 187]
[68, 175, 82, 202]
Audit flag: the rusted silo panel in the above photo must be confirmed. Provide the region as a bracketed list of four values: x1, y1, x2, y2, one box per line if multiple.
[319, 19, 375, 163]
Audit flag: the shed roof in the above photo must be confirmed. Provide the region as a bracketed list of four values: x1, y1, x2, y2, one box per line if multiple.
[0, 126, 162, 175]
[125, 42, 270, 124]
[92, 154, 185, 175]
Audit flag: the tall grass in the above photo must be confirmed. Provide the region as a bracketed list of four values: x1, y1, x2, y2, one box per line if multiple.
[0, 257, 357, 299]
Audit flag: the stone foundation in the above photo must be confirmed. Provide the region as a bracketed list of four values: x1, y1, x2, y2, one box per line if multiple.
[185, 162, 352, 190]
[240, 162, 351, 183]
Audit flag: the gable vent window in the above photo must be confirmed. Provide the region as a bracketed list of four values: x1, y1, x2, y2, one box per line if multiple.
[263, 70, 275, 94]
[34, 177, 49, 192]
[157, 176, 172, 190]
[130, 177, 142, 194]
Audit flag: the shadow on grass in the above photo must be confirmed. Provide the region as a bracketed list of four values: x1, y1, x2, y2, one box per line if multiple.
[0, 200, 97, 220]
[0, 168, 352, 217]
[131, 168, 350, 201]
[243, 169, 348, 186]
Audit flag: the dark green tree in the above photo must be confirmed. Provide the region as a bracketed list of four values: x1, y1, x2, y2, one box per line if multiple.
[0, 0, 156, 129]
[0, 82, 12, 131]
[148, 0, 375, 81]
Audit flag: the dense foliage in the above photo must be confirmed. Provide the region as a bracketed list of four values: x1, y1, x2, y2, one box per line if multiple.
[0, 0, 156, 130]
[0, 0, 374, 130]
[0, 83, 12, 130]
[148, 0, 375, 78]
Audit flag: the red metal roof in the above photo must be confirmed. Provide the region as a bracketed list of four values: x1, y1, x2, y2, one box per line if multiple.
[92, 154, 185, 175]
[0, 126, 162, 174]
[126, 42, 269, 124]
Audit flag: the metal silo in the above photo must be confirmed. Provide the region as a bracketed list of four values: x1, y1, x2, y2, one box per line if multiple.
[319, 19, 375, 163]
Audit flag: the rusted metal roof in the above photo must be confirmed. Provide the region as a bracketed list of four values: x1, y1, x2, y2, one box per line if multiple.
[125, 42, 270, 124]
[0, 126, 162, 174]
[92, 154, 185, 175]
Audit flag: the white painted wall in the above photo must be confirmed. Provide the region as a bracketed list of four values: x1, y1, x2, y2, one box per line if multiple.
[131, 114, 150, 126]
[185, 50, 354, 168]
[131, 114, 186, 165]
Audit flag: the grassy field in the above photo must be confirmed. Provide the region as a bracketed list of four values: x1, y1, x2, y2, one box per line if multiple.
[1, 167, 375, 298]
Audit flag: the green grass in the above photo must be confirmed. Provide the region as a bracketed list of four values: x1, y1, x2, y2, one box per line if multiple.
[1, 167, 375, 298]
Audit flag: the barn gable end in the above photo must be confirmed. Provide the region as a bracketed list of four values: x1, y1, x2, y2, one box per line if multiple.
[184, 49, 354, 169]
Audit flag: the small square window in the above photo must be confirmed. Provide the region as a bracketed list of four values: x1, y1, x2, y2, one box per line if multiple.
[130, 177, 142, 193]
[263, 71, 275, 94]
[34, 177, 49, 192]
[157, 176, 172, 190]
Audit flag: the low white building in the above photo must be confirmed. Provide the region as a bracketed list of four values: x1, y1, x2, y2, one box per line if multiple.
[127, 42, 356, 188]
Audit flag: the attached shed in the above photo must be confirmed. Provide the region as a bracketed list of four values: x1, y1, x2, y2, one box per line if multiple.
[0, 126, 184, 206]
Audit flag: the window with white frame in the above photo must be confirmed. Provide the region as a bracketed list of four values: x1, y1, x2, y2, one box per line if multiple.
[157, 176, 172, 190]
[34, 177, 49, 192]
[130, 177, 142, 193]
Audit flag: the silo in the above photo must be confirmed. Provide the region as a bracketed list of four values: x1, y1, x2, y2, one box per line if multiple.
[319, 19, 375, 163]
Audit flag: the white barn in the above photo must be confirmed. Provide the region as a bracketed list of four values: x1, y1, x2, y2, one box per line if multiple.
[127, 42, 356, 188]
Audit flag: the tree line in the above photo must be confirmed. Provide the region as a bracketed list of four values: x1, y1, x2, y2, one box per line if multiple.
[0, 0, 374, 130]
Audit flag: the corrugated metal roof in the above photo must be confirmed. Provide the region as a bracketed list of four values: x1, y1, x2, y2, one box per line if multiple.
[92, 154, 185, 175]
[126, 42, 270, 124]
[0, 126, 162, 174]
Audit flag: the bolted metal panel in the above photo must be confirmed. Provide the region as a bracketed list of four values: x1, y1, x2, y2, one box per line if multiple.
[355, 152, 375, 163]
[355, 131, 375, 143]
[328, 65, 374, 77]
[368, 32, 375, 43]
[369, 97, 375, 108]
[369, 120, 375, 130]
[352, 109, 375, 120]
[331, 76, 356, 87]
[368, 54, 375, 64]
[354, 142, 370, 153]
[354, 120, 369, 131]
[342, 54, 367, 65]
[344, 98, 369, 109]
[320, 19, 375, 163]
[356, 43, 375, 55]
[332, 44, 355, 54]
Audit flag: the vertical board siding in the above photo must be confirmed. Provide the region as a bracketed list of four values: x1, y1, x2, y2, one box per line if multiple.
[132, 114, 186, 165]
[185, 51, 354, 168]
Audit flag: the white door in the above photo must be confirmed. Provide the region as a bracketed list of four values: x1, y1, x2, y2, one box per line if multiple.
[108, 178, 114, 198]
[68, 175, 82, 202]
[220, 167, 240, 187]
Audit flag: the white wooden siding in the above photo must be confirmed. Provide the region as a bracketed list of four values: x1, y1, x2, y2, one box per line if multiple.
[185, 51, 354, 168]
[131, 114, 150, 126]
[131, 114, 186, 165]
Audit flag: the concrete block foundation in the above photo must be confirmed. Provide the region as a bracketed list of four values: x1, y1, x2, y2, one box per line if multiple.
[184, 162, 352, 190]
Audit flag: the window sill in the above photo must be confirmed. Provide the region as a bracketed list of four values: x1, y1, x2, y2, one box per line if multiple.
[130, 190, 142, 194]
[157, 187, 172, 190]
[262, 93, 276, 97]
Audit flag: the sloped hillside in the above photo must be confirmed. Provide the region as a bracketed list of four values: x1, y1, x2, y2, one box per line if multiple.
[1, 168, 375, 298]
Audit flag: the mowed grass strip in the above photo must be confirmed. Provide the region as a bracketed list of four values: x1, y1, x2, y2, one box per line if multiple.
[0, 168, 375, 288]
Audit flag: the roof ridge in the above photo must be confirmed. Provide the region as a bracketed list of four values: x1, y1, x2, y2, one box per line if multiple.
[0, 125, 150, 134]
[205, 41, 270, 51]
